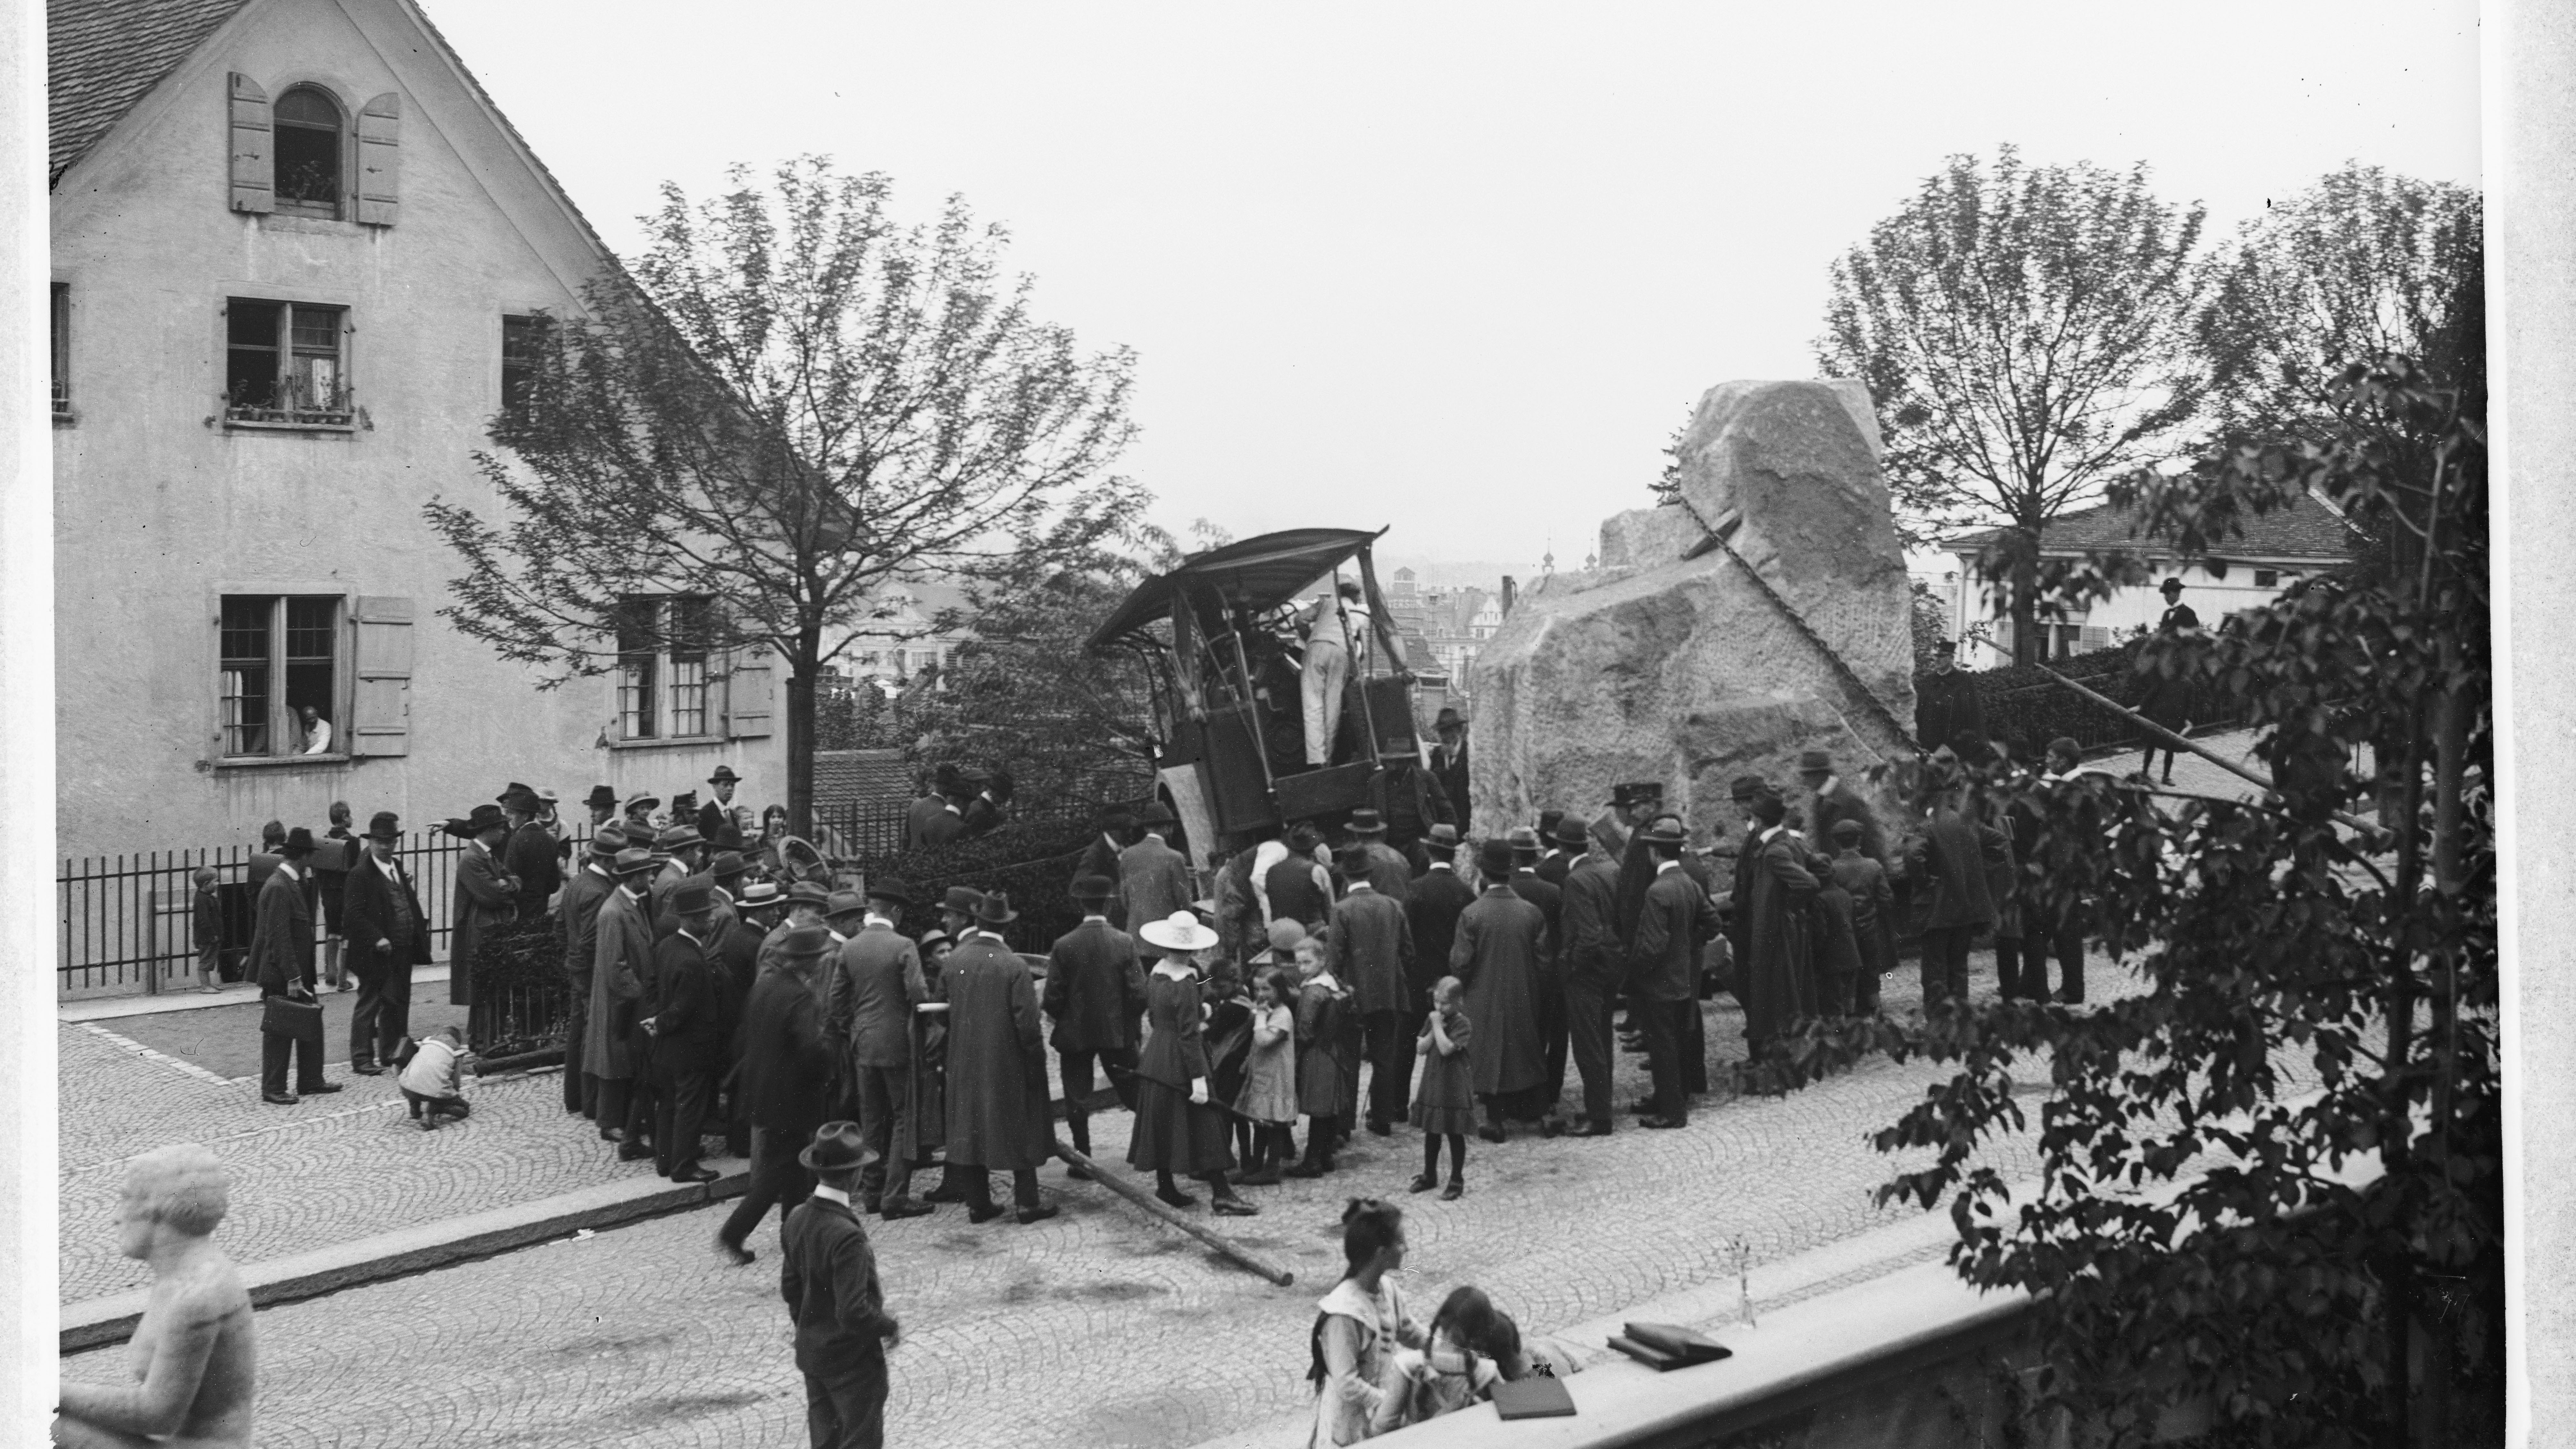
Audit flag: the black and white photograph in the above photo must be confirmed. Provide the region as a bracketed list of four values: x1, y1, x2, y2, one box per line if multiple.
[7, 1, 2572, 1446]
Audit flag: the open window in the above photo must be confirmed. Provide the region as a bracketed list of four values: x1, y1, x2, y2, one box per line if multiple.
[226, 299, 351, 427]
[219, 595, 343, 759]
[272, 86, 343, 219]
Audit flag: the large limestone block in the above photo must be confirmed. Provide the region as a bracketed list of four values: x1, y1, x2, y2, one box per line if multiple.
[1469, 380, 1916, 846]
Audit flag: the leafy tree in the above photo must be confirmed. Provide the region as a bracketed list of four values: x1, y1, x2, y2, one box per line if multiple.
[1816, 146, 2210, 666]
[2198, 165, 2483, 462]
[1771, 357, 2495, 1446]
[424, 158, 1146, 832]
[1907, 579, 1954, 672]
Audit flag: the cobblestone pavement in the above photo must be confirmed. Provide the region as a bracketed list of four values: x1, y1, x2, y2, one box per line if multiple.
[67, 948, 2146, 1449]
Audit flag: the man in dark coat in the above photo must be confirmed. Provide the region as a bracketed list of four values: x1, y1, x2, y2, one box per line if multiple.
[649, 825, 710, 940]
[1452, 838, 1550, 1140]
[1555, 822, 1625, 1134]
[1914, 640, 1987, 762]
[715, 876, 779, 1159]
[1345, 809, 1412, 903]
[1328, 850, 1417, 1135]
[2025, 737, 2096, 1004]
[555, 825, 625, 1116]
[940, 893, 1058, 1224]
[959, 768, 1014, 839]
[648, 880, 726, 1183]
[1428, 708, 1471, 834]
[589, 846, 663, 1159]
[1041, 875, 1146, 1172]
[1797, 751, 1889, 868]
[699, 764, 746, 840]
[1370, 757, 1451, 856]
[1907, 788, 2005, 1004]
[447, 804, 520, 1030]
[1534, 812, 1578, 886]
[1118, 805, 1195, 960]
[1631, 819, 1720, 1126]
[830, 879, 931, 1218]
[500, 783, 561, 918]
[1073, 811, 1133, 929]
[1739, 792, 1822, 1052]
[1264, 824, 1334, 931]
[719, 925, 839, 1264]
[1404, 825, 1474, 1010]
[779, 1122, 903, 1449]
[251, 828, 338, 1105]
[1505, 827, 1568, 1129]
[341, 812, 431, 1078]
[2138, 580, 2201, 782]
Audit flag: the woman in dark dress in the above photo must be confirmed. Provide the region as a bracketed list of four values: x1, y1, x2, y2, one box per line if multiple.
[1127, 912, 1259, 1216]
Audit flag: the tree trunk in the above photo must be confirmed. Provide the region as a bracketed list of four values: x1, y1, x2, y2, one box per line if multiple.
[785, 641, 820, 841]
[2010, 520, 2043, 668]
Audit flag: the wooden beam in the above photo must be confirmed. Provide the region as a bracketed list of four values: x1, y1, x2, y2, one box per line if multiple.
[1052, 1138, 1296, 1286]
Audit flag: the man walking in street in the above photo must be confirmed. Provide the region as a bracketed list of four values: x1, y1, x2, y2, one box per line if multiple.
[941, 893, 1059, 1224]
[1119, 804, 1194, 960]
[1329, 849, 1417, 1137]
[834, 878, 931, 1219]
[251, 827, 338, 1106]
[780, 1122, 903, 1449]
[719, 925, 839, 1265]
[1041, 876, 1146, 1177]
[341, 812, 430, 1078]
[647, 880, 725, 1184]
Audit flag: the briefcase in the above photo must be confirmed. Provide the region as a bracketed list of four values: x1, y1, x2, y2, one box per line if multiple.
[261, 994, 325, 1045]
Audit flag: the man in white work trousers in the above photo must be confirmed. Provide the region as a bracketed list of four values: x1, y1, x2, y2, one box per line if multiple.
[1301, 578, 1369, 766]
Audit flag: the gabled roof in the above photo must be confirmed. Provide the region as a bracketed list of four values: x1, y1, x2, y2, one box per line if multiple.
[49, 0, 252, 185]
[1947, 490, 2358, 562]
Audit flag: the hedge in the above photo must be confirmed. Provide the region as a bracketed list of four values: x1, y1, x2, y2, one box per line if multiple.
[1926, 635, 2237, 760]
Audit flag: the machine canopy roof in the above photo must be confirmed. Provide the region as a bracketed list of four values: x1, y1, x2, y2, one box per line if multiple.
[1085, 527, 1385, 653]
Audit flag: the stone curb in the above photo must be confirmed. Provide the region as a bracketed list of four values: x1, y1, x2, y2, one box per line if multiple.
[60, 1154, 748, 1354]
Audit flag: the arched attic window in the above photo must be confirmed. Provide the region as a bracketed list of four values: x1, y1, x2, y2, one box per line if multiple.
[272, 86, 344, 218]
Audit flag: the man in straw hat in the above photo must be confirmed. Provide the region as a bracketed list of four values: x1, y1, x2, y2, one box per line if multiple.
[588, 845, 667, 1160]
[830, 877, 932, 1219]
[1042, 875, 1147, 1177]
[779, 1122, 903, 1447]
[1119, 802, 1194, 959]
[342, 811, 432, 1080]
[940, 892, 1059, 1224]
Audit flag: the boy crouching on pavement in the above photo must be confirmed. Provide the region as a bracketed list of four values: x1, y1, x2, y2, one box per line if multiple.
[395, 1025, 473, 1129]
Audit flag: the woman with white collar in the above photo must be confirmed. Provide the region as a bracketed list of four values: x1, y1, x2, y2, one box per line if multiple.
[1306, 1197, 1426, 1445]
[1127, 912, 1260, 1217]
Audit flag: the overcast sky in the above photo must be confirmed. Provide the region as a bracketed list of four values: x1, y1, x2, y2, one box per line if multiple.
[427, 1, 2482, 574]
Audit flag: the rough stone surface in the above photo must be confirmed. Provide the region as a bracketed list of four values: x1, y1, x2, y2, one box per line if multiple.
[1472, 380, 1918, 843]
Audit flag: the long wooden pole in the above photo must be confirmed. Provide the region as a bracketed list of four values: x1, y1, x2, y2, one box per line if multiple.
[1050, 1137, 1296, 1287]
[2035, 664, 2379, 836]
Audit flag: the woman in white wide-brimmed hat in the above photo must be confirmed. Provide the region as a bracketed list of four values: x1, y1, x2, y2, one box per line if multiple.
[1128, 911, 1259, 1216]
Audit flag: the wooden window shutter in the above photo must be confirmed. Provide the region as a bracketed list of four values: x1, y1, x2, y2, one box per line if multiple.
[724, 658, 774, 739]
[228, 74, 273, 214]
[350, 596, 415, 755]
[356, 93, 400, 226]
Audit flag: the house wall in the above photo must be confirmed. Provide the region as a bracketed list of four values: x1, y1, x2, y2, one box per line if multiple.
[48, 0, 781, 864]
[1945, 554, 2322, 669]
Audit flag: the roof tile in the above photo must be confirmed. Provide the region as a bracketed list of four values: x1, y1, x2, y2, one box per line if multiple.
[50, 0, 253, 185]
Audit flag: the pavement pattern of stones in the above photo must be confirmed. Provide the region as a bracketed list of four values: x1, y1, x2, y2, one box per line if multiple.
[65, 949, 2140, 1449]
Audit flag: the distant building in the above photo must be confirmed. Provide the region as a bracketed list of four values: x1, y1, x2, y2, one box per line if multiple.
[834, 582, 973, 694]
[1945, 493, 2360, 666]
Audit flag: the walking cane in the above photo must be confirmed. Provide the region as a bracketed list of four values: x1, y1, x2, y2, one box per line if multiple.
[1050, 1138, 1296, 1287]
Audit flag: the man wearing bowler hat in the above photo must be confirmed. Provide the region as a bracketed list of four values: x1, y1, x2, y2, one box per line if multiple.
[1631, 817, 1720, 1126]
[500, 783, 561, 918]
[1344, 808, 1411, 903]
[830, 877, 932, 1219]
[584, 785, 620, 830]
[940, 892, 1058, 1224]
[780, 1122, 902, 1448]
[589, 845, 666, 1160]
[342, 812, 432, 1077]
[1119, 803, 1194, 960]
[557, 825, 628, 1115]
[646, 878, 725, 1183]
[699, 765, 746, 840]
[251, 827, 340, 1105]
[718, 923, 838, 1265]
[446, 803, 521, 1045]
[1429, 707, 1472, 835]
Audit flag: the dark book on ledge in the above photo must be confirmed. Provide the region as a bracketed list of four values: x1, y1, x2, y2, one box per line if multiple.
[1607, 1335, 1682, 1371]
[1620, 1322, 1733, 1366]
[1490, 1376, 1578, 1419]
